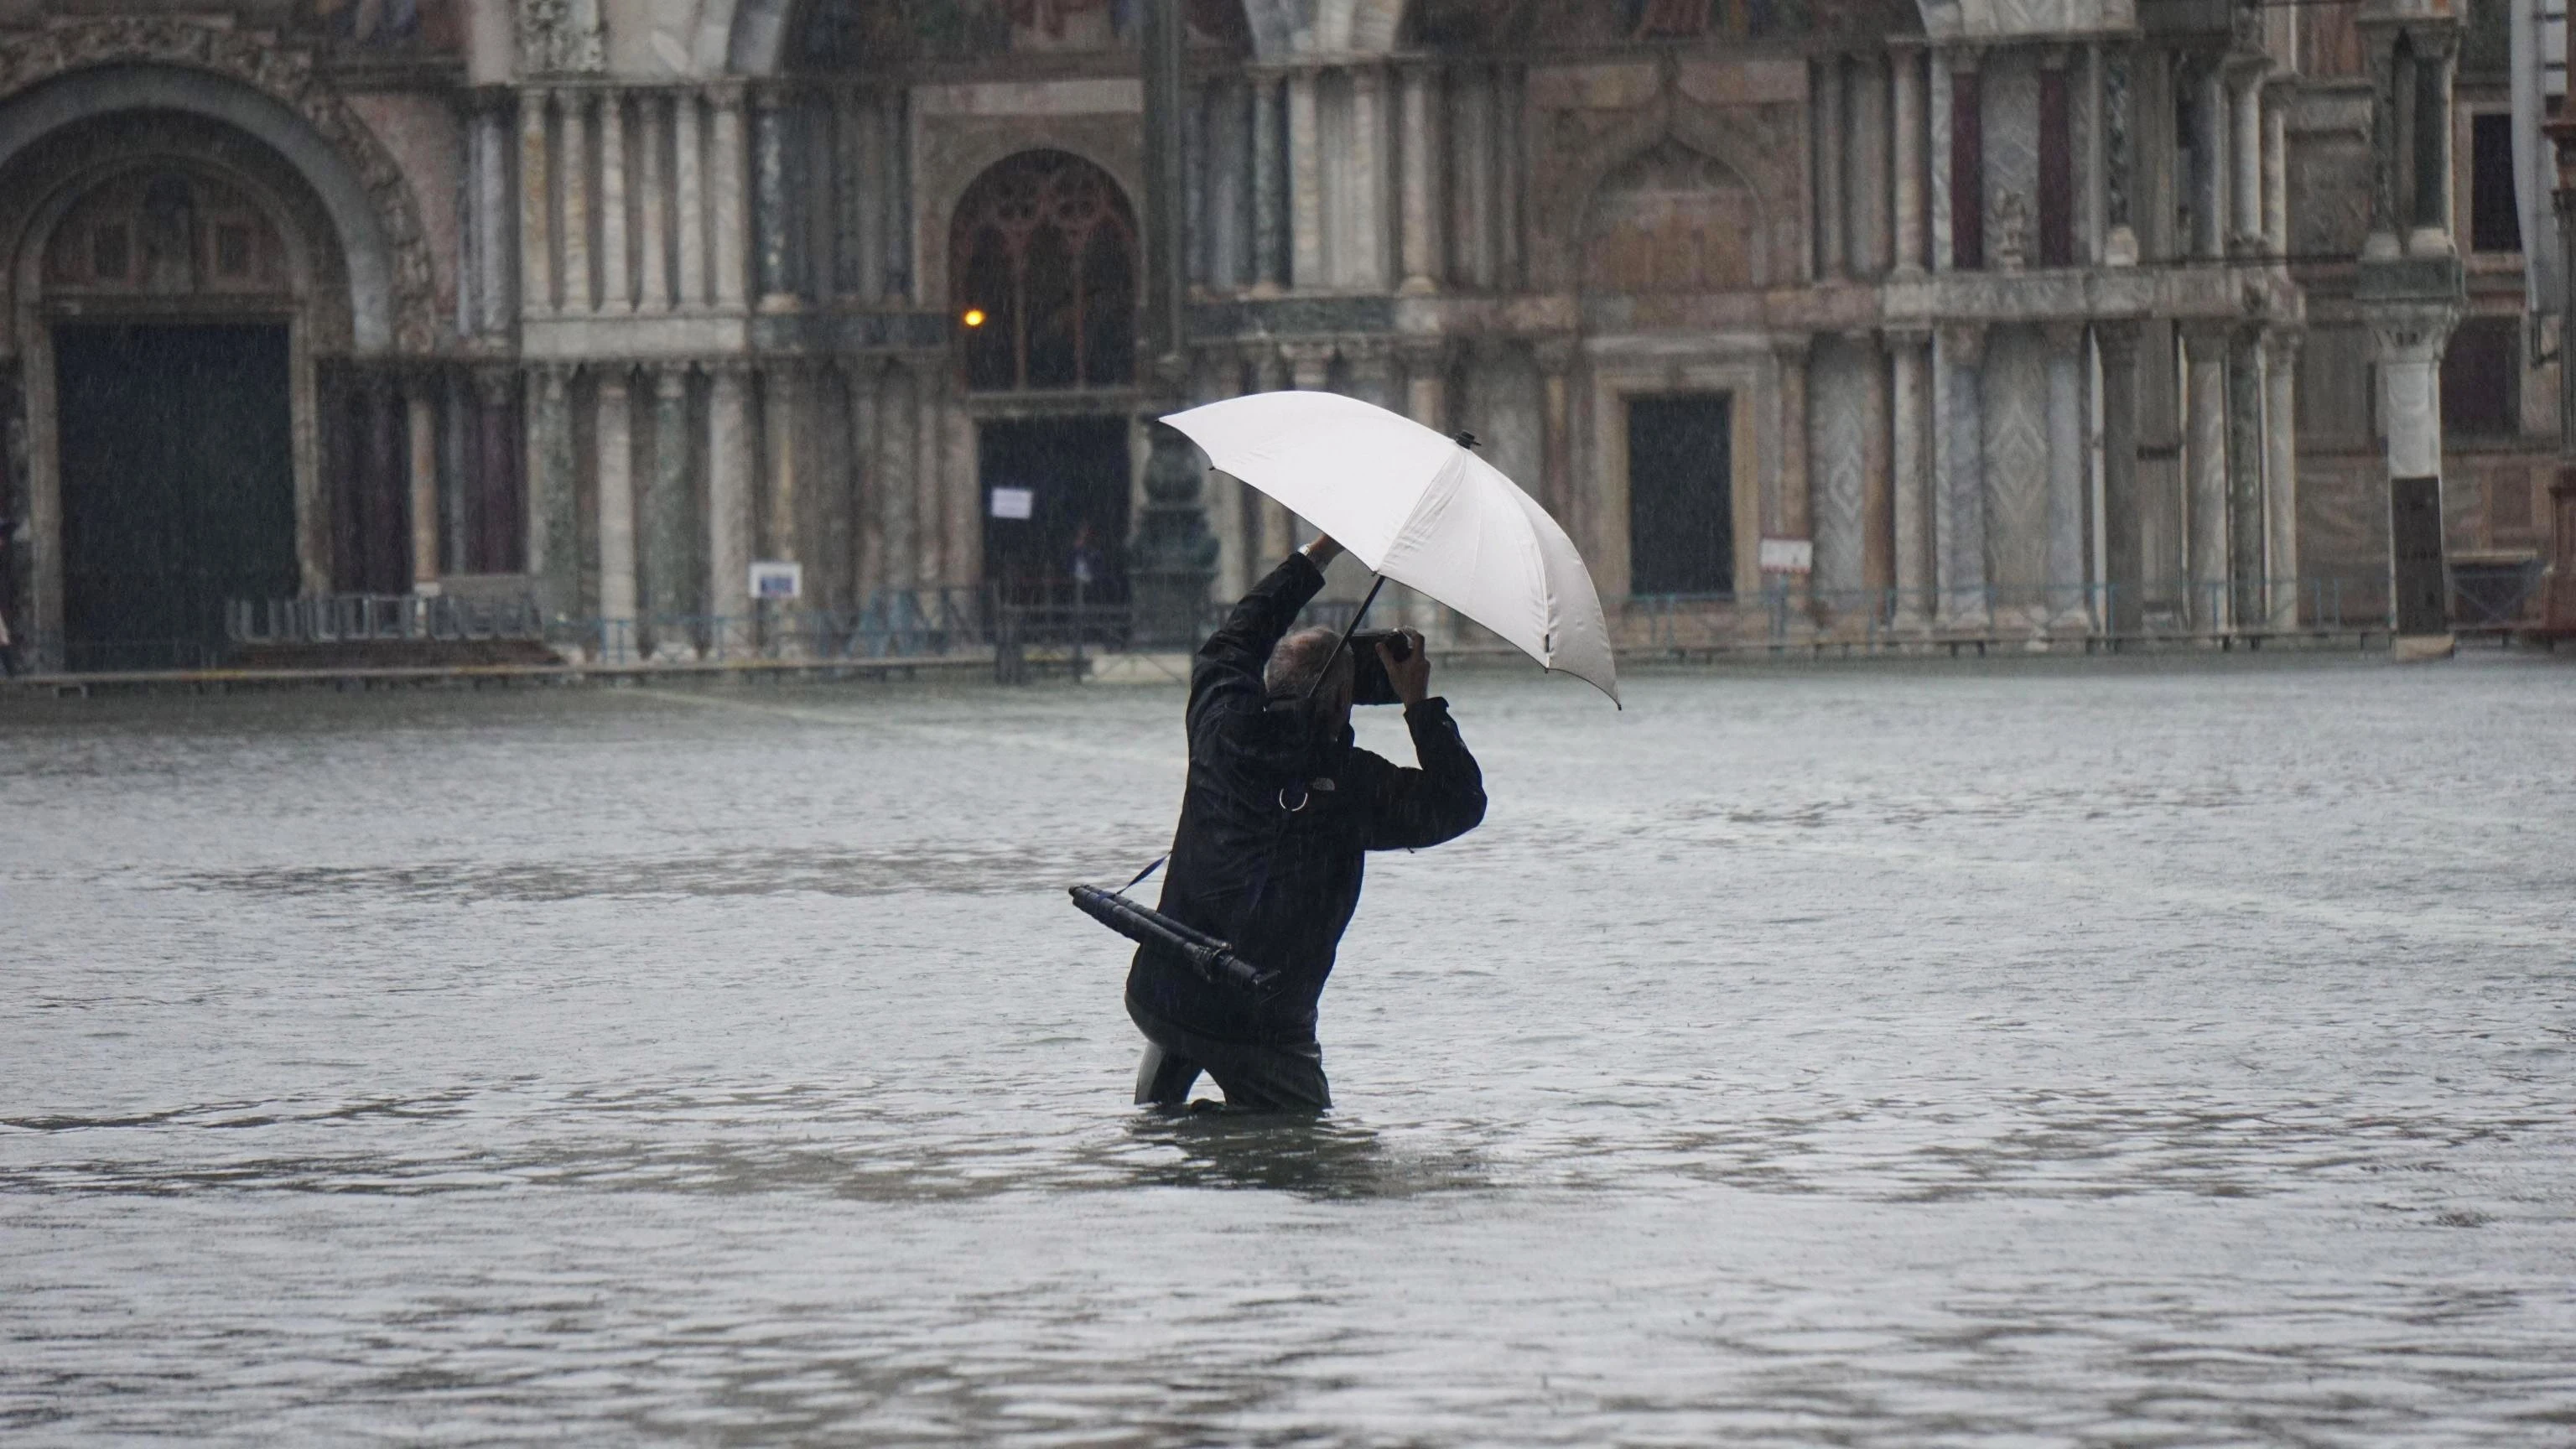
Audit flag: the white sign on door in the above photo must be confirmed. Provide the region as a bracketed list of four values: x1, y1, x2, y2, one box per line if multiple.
[989, 486, 1035, 521]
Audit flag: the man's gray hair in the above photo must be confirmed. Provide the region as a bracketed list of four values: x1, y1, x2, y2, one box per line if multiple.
[1265, 626, 1349, 700]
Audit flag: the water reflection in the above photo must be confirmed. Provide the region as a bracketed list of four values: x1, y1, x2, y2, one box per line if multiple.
[1113, 1111, 1488, 1200]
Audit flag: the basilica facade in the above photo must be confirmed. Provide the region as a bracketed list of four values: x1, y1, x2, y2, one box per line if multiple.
[0, 0, 2553, 668]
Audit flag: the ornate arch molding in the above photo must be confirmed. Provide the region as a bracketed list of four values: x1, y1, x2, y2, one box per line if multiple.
[1, 110, 357, 348]
[1530, 101, 1804, 294]
[0, 18, 435, 354]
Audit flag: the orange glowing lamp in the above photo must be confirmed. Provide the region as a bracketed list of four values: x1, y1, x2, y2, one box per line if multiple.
[961, 308, 987, 329]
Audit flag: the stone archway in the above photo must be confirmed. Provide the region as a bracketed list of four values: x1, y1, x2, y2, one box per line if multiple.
[0, 21, 436, 355]
[1, 112, 371, 668]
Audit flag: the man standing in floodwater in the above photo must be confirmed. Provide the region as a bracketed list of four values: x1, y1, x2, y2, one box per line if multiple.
[1125, 532, 1488, 1112]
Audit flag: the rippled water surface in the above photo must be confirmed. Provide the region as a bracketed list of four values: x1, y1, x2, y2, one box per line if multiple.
[6, 657, 2574, 1445]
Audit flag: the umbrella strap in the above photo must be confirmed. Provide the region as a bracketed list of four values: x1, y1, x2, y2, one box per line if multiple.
[1114, 856, 1166, 896]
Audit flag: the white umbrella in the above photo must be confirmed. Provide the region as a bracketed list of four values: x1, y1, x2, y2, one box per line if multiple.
[1162, 390, 1618, 705]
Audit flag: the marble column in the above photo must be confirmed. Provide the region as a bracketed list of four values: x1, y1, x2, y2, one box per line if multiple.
[520, 90, 553, 315]
[707, 363, 754, 645]
[2408, 29, 2456, 253]
[2229, 63, 2263, 257]
[1535, 336, 1576, 535]
[2263, 330, 2300, 627]
[2044, 325, 2089, 627]
[563, 91, 595, 312]
[600, 90, 630, 314]
[2227, 327, 2267, 626]
[675, 92, 707, 307]
[1933, 323, 1987, 625]
[2192, 60, 2229, 261]
[1888, 327, 1932, 623]
[1815, 56, 1846, 281]
[647, 366, 694, 656]
[440, 370, 470, 571]
[2184, 322, 2231, 631]
[753, 89, 794, 306]
[2261, 79, 2290, 256]
[1250, 73, 1285, 295]
[2104, 47, 2137, 264]
[638, 93, 670, 313]
[474, 370, 520, 573]
[1400, 339, 1450, 633]
[1398, 63, 1441, 294]
[849, 360, 884, 595]
[1775, 339, 1813, 615]
[851, 93, 886, 303]
[1928, 58, 1952, 271]
[528, 366, 578, 617]
[1946, 57, 1982, 270]
[912, 361, 947, 585]
[1350, 65, 1388, 292]
[2370, 304, 2455, 633]
[763, 363, 802, 574]
[834, 90, 865, 298]
[2363, 31, 2402, 260]
[880, 90, 912, 301]
[595, 368, 637, 657]
[1848, 54, 1887, 276]
[476, 96, 514, 331]
[1892, 48, 1927, 274]
[2096, 323, 2143, 634]
[408, 383, 439, 586]
[877, 361, 919, 588]
[711, 87, 748, 310]
[1287, 69, 1323, 288]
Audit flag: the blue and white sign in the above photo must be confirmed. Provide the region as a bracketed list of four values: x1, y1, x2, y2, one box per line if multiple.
[749, 560, 803, 601]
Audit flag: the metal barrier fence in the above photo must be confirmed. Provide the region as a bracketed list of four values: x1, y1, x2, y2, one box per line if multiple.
[1621, 577, 2396, 650]
[227, 593, 548, 646]
[13, 569, 2547, 678]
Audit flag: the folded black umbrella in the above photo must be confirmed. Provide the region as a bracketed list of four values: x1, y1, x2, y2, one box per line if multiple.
[1068, 883, 1279, 998]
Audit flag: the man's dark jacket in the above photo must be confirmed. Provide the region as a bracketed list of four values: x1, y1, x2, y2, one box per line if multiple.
[1124, 552, 1487, 1044]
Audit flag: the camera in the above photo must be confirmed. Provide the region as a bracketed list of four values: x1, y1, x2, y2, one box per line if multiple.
[1346, 629, 1415, 705]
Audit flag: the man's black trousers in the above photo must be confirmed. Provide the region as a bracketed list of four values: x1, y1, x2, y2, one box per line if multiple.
[1128, 1001, 1331, 1113]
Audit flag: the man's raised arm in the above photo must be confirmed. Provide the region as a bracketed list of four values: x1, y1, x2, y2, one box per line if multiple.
[1195, 534, 1342, 686]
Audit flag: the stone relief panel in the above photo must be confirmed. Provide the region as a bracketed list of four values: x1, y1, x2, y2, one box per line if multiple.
[1583, 140, 1764, 293]
[309, 0, 468, 54]
[796, 0, 1248, 66]
[1409, 0, 1914, 47]
[43, 169, 293, 298]
[518, 0, 605, 73]
[2288, 132, 2371, 259]
[1527, 59, 1806, 299]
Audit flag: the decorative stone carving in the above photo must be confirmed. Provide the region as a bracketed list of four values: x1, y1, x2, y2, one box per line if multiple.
[0, 16, 439, 353]
[1991, 189, 2029, 272]
[518, 0, 605, 76]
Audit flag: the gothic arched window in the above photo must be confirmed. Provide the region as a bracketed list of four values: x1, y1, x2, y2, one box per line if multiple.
[952, 151, 1136, 392]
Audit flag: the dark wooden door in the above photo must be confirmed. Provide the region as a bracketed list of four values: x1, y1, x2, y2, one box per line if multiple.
[1627, 393, 1733, 595]
[56, 323, 296, 669]
[2389, 474, 2448, 636]
[978, 415, 1130, 608]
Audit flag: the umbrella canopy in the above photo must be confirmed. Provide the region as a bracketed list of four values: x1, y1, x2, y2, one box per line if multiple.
[1161, 391, 1619, 704]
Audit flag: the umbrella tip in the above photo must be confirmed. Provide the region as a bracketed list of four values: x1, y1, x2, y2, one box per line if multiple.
[1452, 430, 1480, 450]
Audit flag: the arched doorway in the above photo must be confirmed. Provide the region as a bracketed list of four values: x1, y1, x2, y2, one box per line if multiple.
[950, 149, 1140, 610]
[5, 121, 356, 671]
